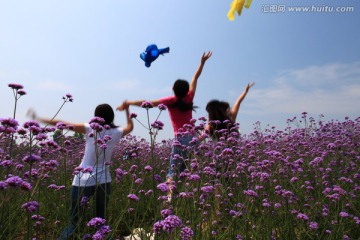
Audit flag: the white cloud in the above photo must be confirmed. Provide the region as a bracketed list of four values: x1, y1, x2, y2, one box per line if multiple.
[250, 62, 360, 116]
[276, 62, 360, 86]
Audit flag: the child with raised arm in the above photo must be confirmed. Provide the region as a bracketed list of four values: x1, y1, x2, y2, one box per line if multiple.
[117, 51, 212, 201]
[205, 82, 255, 139]
[28, 103, 133, 239]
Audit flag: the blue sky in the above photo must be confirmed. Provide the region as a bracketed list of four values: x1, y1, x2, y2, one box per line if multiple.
[1, 0, 359, 141]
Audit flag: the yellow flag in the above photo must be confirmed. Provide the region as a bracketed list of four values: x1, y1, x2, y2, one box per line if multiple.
[245, 0, 252, 8]
[227, 0, 252, 21]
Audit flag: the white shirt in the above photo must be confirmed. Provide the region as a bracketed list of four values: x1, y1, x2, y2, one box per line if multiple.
[72, 123, 123, 187]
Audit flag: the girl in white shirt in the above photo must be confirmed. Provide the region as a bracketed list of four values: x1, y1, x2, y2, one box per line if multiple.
[28, 103, 133, 239]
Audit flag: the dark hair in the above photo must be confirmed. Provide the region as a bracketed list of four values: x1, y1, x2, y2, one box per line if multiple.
[94, 104, 117, 128]
[169, 79, 197, 111]
[206, 100, 236, 138]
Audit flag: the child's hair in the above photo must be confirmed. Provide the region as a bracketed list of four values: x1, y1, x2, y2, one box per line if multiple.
[206, 100, 236, 138]
[169, 79, 197, 112]
[94, 104, 117, 128]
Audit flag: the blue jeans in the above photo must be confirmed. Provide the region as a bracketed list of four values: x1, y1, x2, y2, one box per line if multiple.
[59, 183, 111, 239]
[70, 182, 111, 225]
[166, 134, 193, 179]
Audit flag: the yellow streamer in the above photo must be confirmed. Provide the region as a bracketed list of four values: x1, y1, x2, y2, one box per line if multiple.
[227, 0, 252, 21]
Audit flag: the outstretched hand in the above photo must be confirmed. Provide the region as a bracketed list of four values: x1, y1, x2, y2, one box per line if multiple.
[201, 51, 212, 64]
[116, 101, 129, 111]
[246, 82, 255, 91]
[26, 108, 37, 120]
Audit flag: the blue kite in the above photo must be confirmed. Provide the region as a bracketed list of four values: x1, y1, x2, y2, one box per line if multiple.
[140, 44, 170, 67]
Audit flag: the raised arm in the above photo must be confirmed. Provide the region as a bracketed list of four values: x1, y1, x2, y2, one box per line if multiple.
[229, 82, 255, 123]
[116, 99, 162, 111]
[27, 108, 86, 134]
[189, 51, 212, 94]
[122, 104, 134, 136]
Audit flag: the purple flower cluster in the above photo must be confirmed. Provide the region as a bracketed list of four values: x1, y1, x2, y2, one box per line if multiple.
[22, 154, 42, 163]
[89, 117, 105, 132]
[8, 83, 26, 96]
[141, 101, 153, 109]
[130, 113, 138, 119]
[115, 168, 127, 182]
[63, 93, 73, 102]
[4, 176, 32, 191]
[8, 83, 24, 90]
[151, 120, 164, 130]
[87, 217, 106, 228]
[153, 215, 182, 234]
[200, 185, 215, 193]
[92, 225, 111, 239]
[160, 208, 173, 218]
[297, 213, 309, 221]
[21, 201, 40, 212]
[0, 118, 19, 134]
[158, 104, 167, 111]
[243, 189, 258, 198]
[47, 184, 65, 190]
[23, 120, 41, 135]
[157, 182, 169, 193]
[180, 226, 194, 240]
[127, 193, 140, 202]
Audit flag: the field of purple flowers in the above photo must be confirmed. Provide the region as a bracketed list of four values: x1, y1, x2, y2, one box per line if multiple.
[1, 84, 359, 240]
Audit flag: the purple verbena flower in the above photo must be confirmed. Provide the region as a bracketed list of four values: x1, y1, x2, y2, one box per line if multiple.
[87, 217, 106, 228]
[243, 189, 258, 198]
[96, 225, 111, 235]
[21, 201, 40, 212]
[8, 83, 24, 90]
[297, 213, 309, 221]
[157, 183, 169, 193]
[339, 211, 349, 218]
[17, 90, 26, 96]
[154, 174, 162, 182]
[153, 221, 163, 234]
[151, 120, 164, 130]
[201, 185, 215, 193]
[115, 168, 126, 182]
[178, 192, 194, 198]
[144, 165, 153, 171]
[5, 176, 23, 187]
[188, 174, 201, 181]
[82, 167, 93, 173]
[127, 194, 140, 202]
[0, 181, 8, 190]
[308, 221, 319, 230]
[0, 118, 19, 134]
[141, 101, 153, 109]
[63, 93, 73, 102]
[130, 113, 137, 119]
[180, 226, 194, 240]
[162, 215, 182, 232]
[160, 209, 173, 218]
[23, 120, 41, 134]
[158, 104, 167, 111]
[23, 154, 42, 163]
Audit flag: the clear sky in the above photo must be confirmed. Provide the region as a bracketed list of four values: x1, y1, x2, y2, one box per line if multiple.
[1, 0, 360, 141]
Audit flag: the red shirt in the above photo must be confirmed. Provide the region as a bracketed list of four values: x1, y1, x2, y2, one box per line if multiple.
[159, 91, 194, 134]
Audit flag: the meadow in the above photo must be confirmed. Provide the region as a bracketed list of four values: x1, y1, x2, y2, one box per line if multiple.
[1, 83, 359, 240]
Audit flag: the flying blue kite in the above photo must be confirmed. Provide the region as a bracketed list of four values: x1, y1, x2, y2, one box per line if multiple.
[140, 44, 170, 67]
